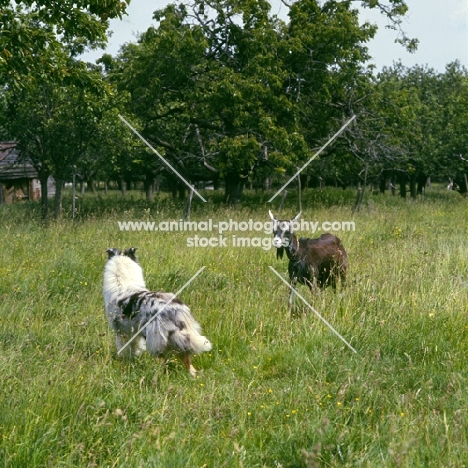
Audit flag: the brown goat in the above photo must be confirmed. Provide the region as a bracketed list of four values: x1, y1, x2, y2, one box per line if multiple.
[269, 211, 347, 306]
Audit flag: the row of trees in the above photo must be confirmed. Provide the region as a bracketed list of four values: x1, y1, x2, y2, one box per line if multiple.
[1, 0, 467, 218]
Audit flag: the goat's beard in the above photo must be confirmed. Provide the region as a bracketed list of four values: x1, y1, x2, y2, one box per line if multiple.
[276, 246, 285, 260]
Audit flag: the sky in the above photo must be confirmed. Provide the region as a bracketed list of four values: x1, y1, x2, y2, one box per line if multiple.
[82, 0, 468, 73]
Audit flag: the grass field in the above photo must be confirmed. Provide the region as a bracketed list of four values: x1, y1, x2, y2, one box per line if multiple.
[0, 187, 467, 467]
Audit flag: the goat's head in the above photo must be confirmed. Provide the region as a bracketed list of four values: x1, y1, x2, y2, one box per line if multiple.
[269, 210, 301, 259]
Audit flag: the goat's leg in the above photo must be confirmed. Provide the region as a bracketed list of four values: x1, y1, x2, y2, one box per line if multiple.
[304, 277, 318, 294]
[340, 265, 347, 289]
[288, 277, 297, 308]
[289, 287, 296, 308]
[329, 264, 346, 291]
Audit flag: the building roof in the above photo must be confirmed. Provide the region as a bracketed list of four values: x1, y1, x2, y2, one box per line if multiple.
[0, 142, 38, 180]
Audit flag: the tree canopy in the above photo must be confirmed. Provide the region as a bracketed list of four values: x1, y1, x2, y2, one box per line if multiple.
[0, 0, 129, 88]
[106, 0, 389, 202]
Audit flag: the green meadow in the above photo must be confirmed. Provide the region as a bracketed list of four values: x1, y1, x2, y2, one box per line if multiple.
[0, 187, 467, 467]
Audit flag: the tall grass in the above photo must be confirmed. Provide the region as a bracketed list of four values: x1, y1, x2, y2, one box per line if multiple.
[0, 187, 467, 467]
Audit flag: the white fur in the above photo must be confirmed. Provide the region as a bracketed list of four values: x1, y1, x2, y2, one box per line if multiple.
[102, 255, 147, 307]
[103, 255, 149, 357]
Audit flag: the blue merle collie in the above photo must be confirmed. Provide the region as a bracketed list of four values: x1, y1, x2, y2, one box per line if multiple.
[103, 248, 212, 377]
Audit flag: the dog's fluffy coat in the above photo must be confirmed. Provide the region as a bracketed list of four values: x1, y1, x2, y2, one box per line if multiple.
[103, 248, 212, 377]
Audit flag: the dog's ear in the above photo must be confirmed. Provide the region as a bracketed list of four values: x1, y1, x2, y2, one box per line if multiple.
[106, 248, 121, 259]
[123, 247, 138, 262]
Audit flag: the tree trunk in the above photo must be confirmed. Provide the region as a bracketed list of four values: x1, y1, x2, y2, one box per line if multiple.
[352, 184, 362, 213]
[409, 174, 417, 200]
[263, 146, 270, 191]
[125, 177, 132, 192]
[379, 175, 386, 194]
[184, 189, 194, 220]
[145, 173, 154, 202]
[87, 178, 96, 194]
[54, 178, 63, 219]
[178, 184, 186, 200]
[417, 174, 426, 195]
[360, 165, 368, 210]
[278, 190, 288, 210]
[224, 172, 244, 206]
[120, 178, 127, 197]
[72, 168, 77, 221]
[40, 173, 49, 220]
[399, 174, 407, 199]
[297, 169, 302, 213]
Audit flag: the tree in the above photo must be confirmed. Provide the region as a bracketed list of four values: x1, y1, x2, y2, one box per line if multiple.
[111, 1, 305, 204]
[3, 46, 125, 218]
[368, 62, 468, 198]
[0, 0, 129, 88]
[435, 61, 468, 193]
[0, 0, 137, 218]
[280, 0, 378, 190]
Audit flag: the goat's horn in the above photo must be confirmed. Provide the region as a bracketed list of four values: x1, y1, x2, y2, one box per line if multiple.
[269, 210, 276, 221]
[291, 211, 302, 223]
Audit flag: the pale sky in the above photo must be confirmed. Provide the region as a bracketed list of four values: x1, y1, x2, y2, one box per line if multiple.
[83, 0, 468, 73]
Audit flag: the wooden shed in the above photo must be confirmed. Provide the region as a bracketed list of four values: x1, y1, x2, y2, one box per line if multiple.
[0, 142, 55, 204]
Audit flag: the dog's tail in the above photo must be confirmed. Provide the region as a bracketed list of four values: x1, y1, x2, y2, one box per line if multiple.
[146, 305, 212, 356]
[182, 330, 212, 355]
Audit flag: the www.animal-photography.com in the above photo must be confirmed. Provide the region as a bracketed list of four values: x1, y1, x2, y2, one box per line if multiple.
[2, 1, 468, 466]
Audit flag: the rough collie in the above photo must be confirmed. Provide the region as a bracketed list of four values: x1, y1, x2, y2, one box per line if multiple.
[102, 248, 211, 377]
